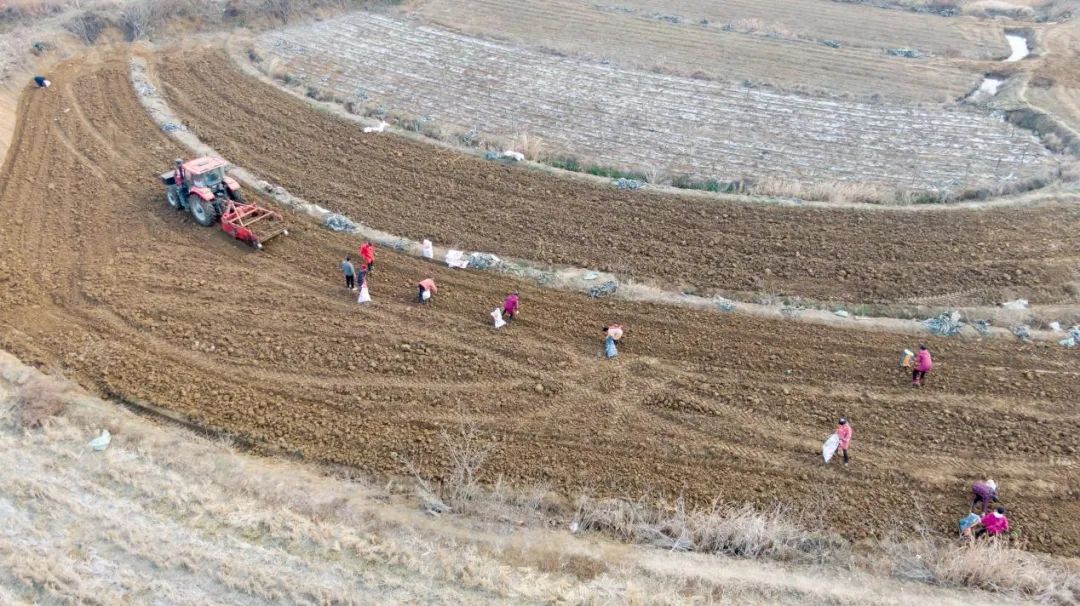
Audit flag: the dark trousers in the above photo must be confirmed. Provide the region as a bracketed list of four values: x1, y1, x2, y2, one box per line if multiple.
[345, 274, 355, 289]
[366, 261, 374, 273]
[912, 369, 927, 384]
[841, 448, 849, 464]
[356, 270, 366, 289]
[418, 286, 427, 303]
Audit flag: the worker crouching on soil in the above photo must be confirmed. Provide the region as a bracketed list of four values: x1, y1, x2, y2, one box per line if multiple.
[975, 506, 1011, 539]
[341, 256, 357, 291]
[502, 292, 519, 322]
[970, 478, 999, 514]
[603, 324, 624, 359]
[33, 75, 51, 88]
[418, 278, 437, 304]
[912, 344, 933, 387]
[836, 418, 852, 466]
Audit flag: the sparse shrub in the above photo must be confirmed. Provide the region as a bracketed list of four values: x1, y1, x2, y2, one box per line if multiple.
[117, 2, 155, 41]
[509, 131, 543, 161]
[10, 374, 75, 428]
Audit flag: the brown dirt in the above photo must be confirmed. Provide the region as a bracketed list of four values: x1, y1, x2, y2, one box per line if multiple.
[157, 50, 1080, 308]
[0, 52, 1078, 558]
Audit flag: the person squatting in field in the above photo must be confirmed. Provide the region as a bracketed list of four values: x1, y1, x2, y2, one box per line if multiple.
[418, 278, 437, 304]
[603, 324, 624, 359]
[836, 418, 852, 466]
[502, 292, 519, 322]
[912, 344, 933, 387]
[971, 478, 999, 514]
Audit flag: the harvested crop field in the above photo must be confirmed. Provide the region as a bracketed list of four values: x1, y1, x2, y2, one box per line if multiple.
[0, 52, 1078, 557]
[159, 50, 1080, 307]
[251, 12, 1056, 192]
[402, 0, 1001, 99]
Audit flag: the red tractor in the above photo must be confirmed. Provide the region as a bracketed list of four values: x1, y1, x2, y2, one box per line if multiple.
[162, 157, 287, 249]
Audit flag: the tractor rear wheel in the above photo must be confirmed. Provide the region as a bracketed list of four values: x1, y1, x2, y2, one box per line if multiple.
[188, 194, 217, 227]
[166, 187, 183, 210]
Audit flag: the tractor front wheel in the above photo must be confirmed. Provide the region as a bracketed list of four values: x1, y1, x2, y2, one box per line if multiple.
[188, 194, 217, 227]
[166, 187, 183, 210]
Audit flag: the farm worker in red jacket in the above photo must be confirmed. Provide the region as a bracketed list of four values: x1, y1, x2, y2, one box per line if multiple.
[836, 418, 852, 466]
[502, 292, 519, 322]
[912, 344, 933, 387]
[360, 242, 376, 273]
[975, 507, 1010, 538]
[418, 278, 437, 304]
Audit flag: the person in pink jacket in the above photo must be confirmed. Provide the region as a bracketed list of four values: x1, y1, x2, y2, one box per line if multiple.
[975, 506, 1010, 538]
[836, 418, 853, 466]
[912, 344, 933, 387]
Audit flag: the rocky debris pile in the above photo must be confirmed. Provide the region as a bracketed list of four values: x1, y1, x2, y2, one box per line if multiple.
[1013, 325, 1033, 343]
[613, 178, 644, 190]
[325, 214, 359, 232]
[887, 48, 921, 59]
[1059, 326, 1080, 348]
[587, 280, 618, 298]
[923, 311, 963, 336]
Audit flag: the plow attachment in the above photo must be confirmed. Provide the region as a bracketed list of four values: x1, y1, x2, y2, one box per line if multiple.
[221, 201, 288, 249]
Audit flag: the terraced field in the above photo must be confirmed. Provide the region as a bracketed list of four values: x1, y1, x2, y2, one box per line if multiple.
[252, 12, 1056, 193]
[0, 52, 1078, 558]
[402, 0, 1000, 100]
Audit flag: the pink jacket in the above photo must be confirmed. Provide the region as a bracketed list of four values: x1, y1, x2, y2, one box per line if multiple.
[419, 279, 437, 294]
[981, 511, 1009, 535]
[836, 424, 852, 450]
[504, 294, 519, 314]
[916, 349, 933, 372]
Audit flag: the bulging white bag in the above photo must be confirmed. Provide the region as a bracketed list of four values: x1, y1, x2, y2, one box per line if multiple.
[822, 433, 840, 463]
[422, 239, 434, 259]
[491, 308, 506, 329]
[421, 289, 431, 301]
[357, 284, 371, 304]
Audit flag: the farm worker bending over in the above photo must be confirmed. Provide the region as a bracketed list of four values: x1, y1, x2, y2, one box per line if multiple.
[360, 242, 376, 273]
[836, 418, 852, 466]
[975, 507, 1010, 538]
[912, 344, 933, 387]
[502, 292, 519, 322]
[33, 75, 50, 88]
[341, 256, 357, 291]
[603, 324, 623, 359]
[418, 278, 437, 304]
[970, 478, 999, 514]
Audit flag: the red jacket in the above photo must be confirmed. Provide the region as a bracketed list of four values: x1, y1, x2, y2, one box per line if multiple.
[360, 243, 375, 265]
[419, 279, 437, 294]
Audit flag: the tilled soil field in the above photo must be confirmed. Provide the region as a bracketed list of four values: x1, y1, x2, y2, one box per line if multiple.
[159, 51, 1080, 307]
[251, 13, 1053, 191]
[0, 53, 1078, 556]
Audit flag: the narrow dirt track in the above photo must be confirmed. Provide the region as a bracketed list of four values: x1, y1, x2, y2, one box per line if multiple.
[156, 50, 1080, 308]
[0, 52, 1078, 556]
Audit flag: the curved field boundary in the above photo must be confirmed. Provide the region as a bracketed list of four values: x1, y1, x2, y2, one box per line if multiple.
[132, 54, 1074, 343]
[252, 12, 1055, 193]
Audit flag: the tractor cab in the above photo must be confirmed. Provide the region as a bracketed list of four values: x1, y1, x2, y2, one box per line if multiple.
[181, 157, 242, 202]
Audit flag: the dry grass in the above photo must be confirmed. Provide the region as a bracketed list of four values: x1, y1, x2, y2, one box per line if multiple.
[885, 538, 1080, 604]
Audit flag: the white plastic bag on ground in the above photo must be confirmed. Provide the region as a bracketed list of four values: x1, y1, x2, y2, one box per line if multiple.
[1003, 299, 1029, 310]
[491, 308, 506, 329]
[822, 433, 840, 463]
[357, 284, 371, 304]
[89, 429, 111, 451]
[421, 239, 434, 259]
[445, 250, 469, 269]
